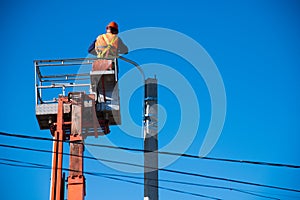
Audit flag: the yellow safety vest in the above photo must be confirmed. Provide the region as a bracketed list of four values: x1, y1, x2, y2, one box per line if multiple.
[96, 34, 118, 59]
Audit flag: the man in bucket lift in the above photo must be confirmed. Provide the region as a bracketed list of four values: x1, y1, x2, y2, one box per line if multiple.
[87, 22, 127, 133]
[88, 21, 128, 70]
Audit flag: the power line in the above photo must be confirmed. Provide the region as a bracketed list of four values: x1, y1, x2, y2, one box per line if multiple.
[0, 156, 283, 200]
[0, 156, 287, 200]
[100, 174, 280, 200]
[2, 152, 277, 200]
[0, 157, 221, 200]
[161, 168, 300, 193]
[0, 159, 286, 200]
[1, 131, 299, 169]
[100, 175, 221, 200]
[0, 142, 299, 194]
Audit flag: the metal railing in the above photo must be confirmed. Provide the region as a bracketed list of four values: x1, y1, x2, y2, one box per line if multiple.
[34, 56, 144, 105]
[34, 58, 97, 105]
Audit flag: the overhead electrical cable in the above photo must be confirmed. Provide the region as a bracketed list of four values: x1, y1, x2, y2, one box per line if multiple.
[0, 157, 282, 200]
[0, 142, 299, 194]
[0, 131, 299, 169]
[0, 157, 220, 200]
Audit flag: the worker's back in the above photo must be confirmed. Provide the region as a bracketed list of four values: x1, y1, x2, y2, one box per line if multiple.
[90, 21, 128, 70]
[95, 32, 119, 58]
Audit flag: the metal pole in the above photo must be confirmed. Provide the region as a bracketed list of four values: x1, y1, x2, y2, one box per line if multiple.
[49, 131, 58, 200]
[56, 97, 66, 200]
[34, 61, 38, 105]
[68, 92, 86, 200]
[50, 97, 67, 200]
[144, 78, 158, 200]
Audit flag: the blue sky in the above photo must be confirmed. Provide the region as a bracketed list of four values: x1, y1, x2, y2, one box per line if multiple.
[1, 0, 300, 199]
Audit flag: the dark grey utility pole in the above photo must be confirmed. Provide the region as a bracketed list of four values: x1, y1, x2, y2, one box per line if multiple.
[144, 78, 158, 200]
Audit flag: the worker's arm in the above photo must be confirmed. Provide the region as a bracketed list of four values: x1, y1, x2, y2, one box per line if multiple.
[118, 38, 128, 54]
[88, 39, 97, 55]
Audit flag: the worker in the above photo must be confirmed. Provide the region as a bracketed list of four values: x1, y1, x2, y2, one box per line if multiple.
[96, 21, 128, 58]
[88, 21, 128, 70]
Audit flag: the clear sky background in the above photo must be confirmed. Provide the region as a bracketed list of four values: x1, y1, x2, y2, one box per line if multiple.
[0, 0, 300, 199]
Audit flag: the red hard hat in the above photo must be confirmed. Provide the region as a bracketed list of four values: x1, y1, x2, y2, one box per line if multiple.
[107, 21, 118, 30]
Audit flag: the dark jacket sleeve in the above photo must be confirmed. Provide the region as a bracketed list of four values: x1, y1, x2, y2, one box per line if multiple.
[88, 39, 97, 55]
[118, 38, 128, 54]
